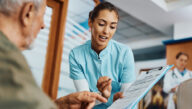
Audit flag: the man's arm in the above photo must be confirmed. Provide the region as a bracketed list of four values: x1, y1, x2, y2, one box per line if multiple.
[55, 91, 107, 109]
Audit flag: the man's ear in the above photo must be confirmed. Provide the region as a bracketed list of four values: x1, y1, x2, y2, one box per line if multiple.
[20, 2, 35, 26]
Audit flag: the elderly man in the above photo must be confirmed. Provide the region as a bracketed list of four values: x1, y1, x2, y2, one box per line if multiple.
[0, 0, 107, 109]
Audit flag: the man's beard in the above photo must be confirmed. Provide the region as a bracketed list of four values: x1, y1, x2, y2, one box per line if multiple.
[27, 41, 35, 50]
[25, 34, 35, 50]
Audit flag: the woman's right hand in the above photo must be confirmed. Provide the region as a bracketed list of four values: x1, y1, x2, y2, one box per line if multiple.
[97, 76, 112, 99]
[113, 92, 123, 102]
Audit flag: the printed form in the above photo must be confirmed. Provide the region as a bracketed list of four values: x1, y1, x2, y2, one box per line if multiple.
[108, 65, 173, 109]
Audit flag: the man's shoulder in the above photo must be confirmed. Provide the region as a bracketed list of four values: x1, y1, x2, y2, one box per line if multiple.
[187, 69, 192, 72]
[164, 69, 174, 76]
[0, 35, 57, 109]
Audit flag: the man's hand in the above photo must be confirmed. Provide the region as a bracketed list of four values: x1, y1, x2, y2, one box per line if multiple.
[171, 86, 178, 93]
[113, 92, 124, 102]
[97, 76, 112, 99]
[55, 91, 107, 109]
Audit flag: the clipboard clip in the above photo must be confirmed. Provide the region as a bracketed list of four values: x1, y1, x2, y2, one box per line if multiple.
[146, 67, 163, 74]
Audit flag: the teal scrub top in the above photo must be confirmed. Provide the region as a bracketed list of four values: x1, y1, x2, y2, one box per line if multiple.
[69, 40, 136, 108]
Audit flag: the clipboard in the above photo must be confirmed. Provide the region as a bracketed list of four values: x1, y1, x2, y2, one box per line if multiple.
[108, 65, 173, 109]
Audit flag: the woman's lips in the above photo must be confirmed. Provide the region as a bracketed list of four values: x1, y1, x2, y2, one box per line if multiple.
[99, 35, 108, 42]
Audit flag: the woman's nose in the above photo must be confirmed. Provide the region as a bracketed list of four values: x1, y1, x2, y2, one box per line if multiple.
[103, 27, 109, 35]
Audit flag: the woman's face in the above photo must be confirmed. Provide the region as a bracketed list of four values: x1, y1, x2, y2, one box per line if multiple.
[89, 9, 118, 49]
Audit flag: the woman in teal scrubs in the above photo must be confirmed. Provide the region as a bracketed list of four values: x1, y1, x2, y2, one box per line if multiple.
[69, 2, 136, 108]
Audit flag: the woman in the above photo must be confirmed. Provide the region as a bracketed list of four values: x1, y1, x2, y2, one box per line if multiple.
[69, 2, 136, 108]
[163, 52, 192, 109]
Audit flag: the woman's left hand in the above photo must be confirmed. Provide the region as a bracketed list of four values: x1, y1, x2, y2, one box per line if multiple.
[97, 76, 112, 99]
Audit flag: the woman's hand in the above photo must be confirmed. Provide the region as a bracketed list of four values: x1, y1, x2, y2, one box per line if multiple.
[97, 76, 112, 99]
[113, 92, 124, 102]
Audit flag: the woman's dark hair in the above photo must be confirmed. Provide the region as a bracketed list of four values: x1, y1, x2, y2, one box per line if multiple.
[176, 52, 189, 59]
[89, 2, 119, 22]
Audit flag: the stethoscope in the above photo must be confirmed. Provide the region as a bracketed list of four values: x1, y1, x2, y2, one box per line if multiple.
[172, 69, 188, 79]
[172, 70, 178, 79]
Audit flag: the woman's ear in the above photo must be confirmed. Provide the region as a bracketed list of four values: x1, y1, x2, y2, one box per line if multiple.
[88, 19, 92, 28]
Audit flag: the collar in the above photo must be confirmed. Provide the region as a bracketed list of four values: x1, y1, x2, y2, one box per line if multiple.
[0, 30, 20, 51]
[175, 68, 187, 77]
[0, 31, 7, 40]
[86, 40, 112, 60]
[0, 30, 10, 44]
[180, 68, 187, 76]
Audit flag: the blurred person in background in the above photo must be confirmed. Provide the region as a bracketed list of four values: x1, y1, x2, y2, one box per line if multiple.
[163, 52, 192, 109]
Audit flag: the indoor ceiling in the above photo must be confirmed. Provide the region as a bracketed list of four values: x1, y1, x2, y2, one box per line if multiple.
[67, 0, 192, 61]
[112, 8, 167, 45]
[67, 0, 168, 48]
[107, 0, 192, 36]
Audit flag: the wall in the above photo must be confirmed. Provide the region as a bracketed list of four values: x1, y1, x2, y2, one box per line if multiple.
[174, 22, 192, 40]
[135, 59, 166, 75]
[166, 41, 192, 70]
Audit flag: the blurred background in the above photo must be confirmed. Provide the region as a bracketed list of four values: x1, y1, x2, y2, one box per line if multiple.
[22, 0, 192, 108]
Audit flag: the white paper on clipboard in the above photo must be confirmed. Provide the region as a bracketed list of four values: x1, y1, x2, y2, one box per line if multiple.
[108, 65, 173, 109]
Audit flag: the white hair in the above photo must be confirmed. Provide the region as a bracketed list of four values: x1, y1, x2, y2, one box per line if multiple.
[0, 0, 43, 16]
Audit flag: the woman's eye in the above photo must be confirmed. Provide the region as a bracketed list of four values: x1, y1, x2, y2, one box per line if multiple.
[110, 26, 116, 29]
[98, 23, 105, 26]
